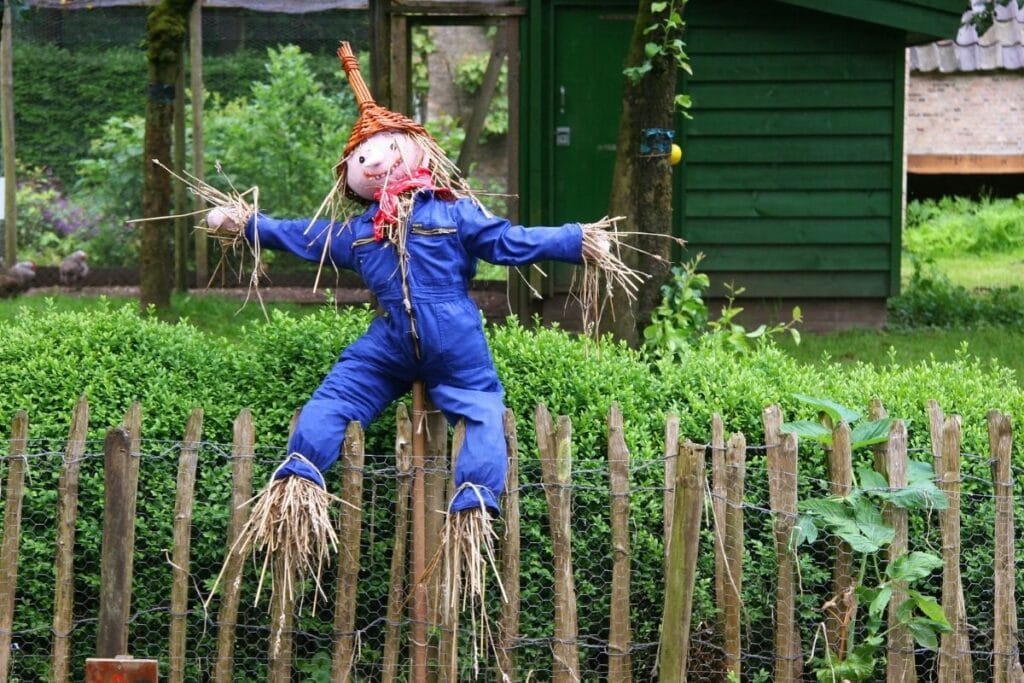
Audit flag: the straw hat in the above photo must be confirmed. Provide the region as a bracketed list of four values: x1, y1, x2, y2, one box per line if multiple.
[335, 42, 431, 180]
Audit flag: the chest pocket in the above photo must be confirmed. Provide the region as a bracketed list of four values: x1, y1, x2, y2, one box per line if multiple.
[408, 223, 463, 287]
[352, 237, 399, 291]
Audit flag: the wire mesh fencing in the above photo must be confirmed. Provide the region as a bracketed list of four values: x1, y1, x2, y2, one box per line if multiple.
[0, 401, 1022, 681]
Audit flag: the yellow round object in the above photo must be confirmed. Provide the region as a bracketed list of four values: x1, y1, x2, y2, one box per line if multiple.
[670, 144, 683, 165]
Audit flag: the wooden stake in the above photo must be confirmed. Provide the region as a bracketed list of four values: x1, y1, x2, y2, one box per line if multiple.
[828, 421, 855, 662]
[607, 403, 633, 682]
[383, 404, 413, 683]
[723, 432, 746, 679]
[937, 415, 974, 683]
[659, 440, 705, 682]
[764, 405, 801, 682]
[411, 381, 428, 683]
[663, 413, 680, 577]
[168, 408, 203, 683]
[213, 409, 255, 683]
[0, 411, 28, 683]
[536, 404, 579, 683]
[51, 397, 88, 683]
[884, 420, 916, 683]
[987, 410, 1024, 683]
[332, 422, 366, 682]
[498, 409, 521, 682]
[711, 413, 727, 641]
[97, 426, 134, 658]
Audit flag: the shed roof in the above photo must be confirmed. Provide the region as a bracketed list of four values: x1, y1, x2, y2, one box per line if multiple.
[910, 0, 1024, 71]
[774, 0, 969, 43]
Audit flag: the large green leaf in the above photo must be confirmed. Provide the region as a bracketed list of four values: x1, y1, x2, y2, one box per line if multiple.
[868, 584, 892, 619]
[887, 551, 943, 583]
[791, 393, 863, 424]
[850, 418, 896, 448]
[782, 420, 832, 443]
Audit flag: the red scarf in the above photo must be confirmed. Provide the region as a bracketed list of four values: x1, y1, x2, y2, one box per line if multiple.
[372, 167, 454, 240]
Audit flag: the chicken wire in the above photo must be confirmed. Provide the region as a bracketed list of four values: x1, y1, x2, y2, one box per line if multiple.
[1, 434, 1022, 681]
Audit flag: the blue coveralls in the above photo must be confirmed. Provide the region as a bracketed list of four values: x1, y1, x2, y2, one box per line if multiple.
[246, 191, 583, 513]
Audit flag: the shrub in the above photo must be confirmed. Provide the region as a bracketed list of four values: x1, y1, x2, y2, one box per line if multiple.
[0, 305, 1021, 678]
[904, 194, 1024, 259]
[888, 258, 1024, 329]
[13, 165, 103, 263]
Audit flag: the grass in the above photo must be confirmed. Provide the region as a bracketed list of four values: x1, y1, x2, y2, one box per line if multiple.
[777, 326, 1023, 383]
[901, 247, 1024, 291]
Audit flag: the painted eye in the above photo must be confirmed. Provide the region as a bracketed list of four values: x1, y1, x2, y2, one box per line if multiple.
[390, 142, 397, 151]
[358, 156, 366, 164]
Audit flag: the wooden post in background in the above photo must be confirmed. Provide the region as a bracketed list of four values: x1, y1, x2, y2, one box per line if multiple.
[659, 440, 705, 682]
[2, 0, 17, 267]
[937, 415, 974, 683]
[764, 405, 801, 683]
[0, 411, 28, 683]
[96, 426, 135, 657]
[424, 403, 448, 680]
[498, 410, 522, 682]
[332, 422, 366, 683]
[213, 408, 255, 683]
[383, 405, 412, 683]
[987, 410, 1024, 683]
[883, 420, 916, 683]
[190, 0, 208, 286]
[410, 381, 428, 683]
[828, 421, 855, 662]
[723, 432, 746, 679]
[536, 404, 579, 683]
[607, 403, 632, 682]
[51, 397, 89, 683]
[168, 408, 203, 683]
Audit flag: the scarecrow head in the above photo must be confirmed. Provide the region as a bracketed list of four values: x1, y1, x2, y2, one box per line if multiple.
[336, 43, 455, 202]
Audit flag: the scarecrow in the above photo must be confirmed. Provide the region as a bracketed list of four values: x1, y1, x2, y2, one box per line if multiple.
[203, 42, 642, 655]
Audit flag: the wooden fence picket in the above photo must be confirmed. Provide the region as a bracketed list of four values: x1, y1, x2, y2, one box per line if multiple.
[536, 404, 579, 683]
[711, 413, 727, 639]
[498, 409, 521, 682]
[331, 421, 366, 683]
[884, 420, 915, 682]
[0, 411, 28, 683]
[168, 408, 203, 683]
[213, 408, 255, 683]
[382, 404, 412, 683]
[722, 431, 745, 679]
[827, 421, 855, 661]
[937, 415, 974, 683]
[607, 403, 632, 682]
[764, 405, 801, 683]
[662, 413, 679, 577]
[96, 425, 135, 658]
[50, 396, 88, 683]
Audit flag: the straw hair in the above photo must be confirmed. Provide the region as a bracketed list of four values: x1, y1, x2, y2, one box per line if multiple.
[422, 487, 510, 681]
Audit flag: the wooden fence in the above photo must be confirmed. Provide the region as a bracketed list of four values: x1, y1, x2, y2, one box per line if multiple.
[0, 396, 1022, 681]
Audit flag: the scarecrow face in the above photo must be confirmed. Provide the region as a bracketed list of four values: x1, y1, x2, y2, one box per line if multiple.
[346, 131, 427, 200]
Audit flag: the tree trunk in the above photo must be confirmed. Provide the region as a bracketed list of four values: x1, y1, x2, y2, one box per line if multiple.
[608, 3, 682, 345]
[2, 1, 17, 267]
[140, 0, 193, 310]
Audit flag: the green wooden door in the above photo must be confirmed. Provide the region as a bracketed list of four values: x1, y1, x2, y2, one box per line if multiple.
[549, 6, 633, 289]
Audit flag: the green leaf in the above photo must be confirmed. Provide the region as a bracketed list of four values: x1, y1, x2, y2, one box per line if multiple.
[850, 418, 895, 448]
[781, 420, 832, 443]
[887, 551, 943, 582]
[791, 393, 863, 424]
[868, 584, 892, 619]
[858, 466, 888, 492]
[644, 42, 661, 59]
[910, 591, 950, 627]
[907, 619, 940, 650]
[651, 1, 668, 12]
[794, 515, 818, 546]
[674, 93, 692, 109]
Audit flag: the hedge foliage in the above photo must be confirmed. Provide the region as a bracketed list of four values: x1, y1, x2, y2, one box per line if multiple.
[11, 42, 348, 184]
[1, 303, 1021, 677]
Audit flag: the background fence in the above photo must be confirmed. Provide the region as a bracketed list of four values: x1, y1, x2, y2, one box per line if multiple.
[0, 396, 1022, 681]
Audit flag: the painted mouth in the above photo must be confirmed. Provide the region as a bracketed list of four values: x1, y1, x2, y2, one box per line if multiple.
[365, 156, 403, 182]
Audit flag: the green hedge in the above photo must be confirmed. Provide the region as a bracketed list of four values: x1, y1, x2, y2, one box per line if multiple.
[0, 304, 1021, 678]
[11, 43, 349, 184]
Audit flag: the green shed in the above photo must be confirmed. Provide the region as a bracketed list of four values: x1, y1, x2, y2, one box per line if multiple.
[518, 0, 966, 330]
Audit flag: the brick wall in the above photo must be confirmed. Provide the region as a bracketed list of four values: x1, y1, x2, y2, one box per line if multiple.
[905, 71, 1024, 155]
